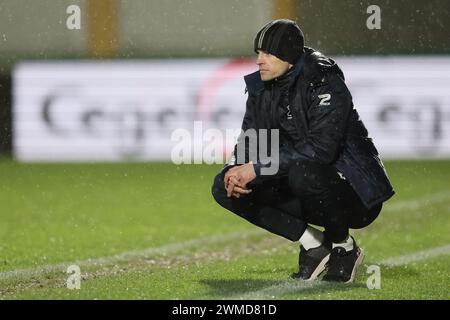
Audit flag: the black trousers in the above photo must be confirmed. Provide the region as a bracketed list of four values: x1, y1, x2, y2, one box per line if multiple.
[211, 161, 382, 243]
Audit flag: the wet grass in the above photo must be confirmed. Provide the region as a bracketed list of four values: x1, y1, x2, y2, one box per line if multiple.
[0, 159, 449, 299]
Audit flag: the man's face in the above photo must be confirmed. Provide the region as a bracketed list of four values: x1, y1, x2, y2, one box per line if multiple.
[256, 50, 292, 81]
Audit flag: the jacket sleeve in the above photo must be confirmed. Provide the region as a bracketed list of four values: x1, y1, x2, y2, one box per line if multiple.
[220, 90, 255, 174]
[254, 72, 352, 178]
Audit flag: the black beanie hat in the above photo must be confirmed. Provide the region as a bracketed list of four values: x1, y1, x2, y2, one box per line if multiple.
[254, 19, 304, 65]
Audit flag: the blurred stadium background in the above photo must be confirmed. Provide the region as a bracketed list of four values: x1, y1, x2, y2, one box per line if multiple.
[0, 0, 449, 299]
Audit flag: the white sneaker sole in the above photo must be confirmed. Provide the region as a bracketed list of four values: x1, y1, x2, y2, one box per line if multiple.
[345, 248, 365, 284]
[305, 253, 331, 281]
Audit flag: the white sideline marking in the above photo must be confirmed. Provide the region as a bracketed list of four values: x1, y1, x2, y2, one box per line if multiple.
[231, 244, 450, 300]
[0, 229, 264, 282]
[0, 191, 448, 285]
[379, 244, 450, 267]
[230, 280, 328, 300]
[382, 191, 450, 212]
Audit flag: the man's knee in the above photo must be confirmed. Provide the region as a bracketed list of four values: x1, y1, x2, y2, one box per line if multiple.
[211, 172, 228, 206]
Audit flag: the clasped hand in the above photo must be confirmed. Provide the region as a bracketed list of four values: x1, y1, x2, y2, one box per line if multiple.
[223, 162, 257, 198]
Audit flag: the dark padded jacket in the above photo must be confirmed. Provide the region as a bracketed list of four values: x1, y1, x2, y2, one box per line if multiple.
[224, 47, 395, 209]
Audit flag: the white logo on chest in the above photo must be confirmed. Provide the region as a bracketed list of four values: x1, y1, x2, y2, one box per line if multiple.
[286, 105, 293, 119]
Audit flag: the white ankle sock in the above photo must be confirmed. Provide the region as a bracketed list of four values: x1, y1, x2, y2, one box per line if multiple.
[332, 235, 354, 252]
[299, 226, 324, 250]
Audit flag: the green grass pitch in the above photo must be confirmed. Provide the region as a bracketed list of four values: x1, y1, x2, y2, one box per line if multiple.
[0, 158, 449, 299]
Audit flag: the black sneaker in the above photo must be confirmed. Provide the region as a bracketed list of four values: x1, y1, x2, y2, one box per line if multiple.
[291, 242, 331, 281]
[322, 239, 365, 283]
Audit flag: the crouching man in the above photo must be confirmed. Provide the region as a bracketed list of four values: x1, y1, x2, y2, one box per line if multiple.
[211, 19, 394, 283]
